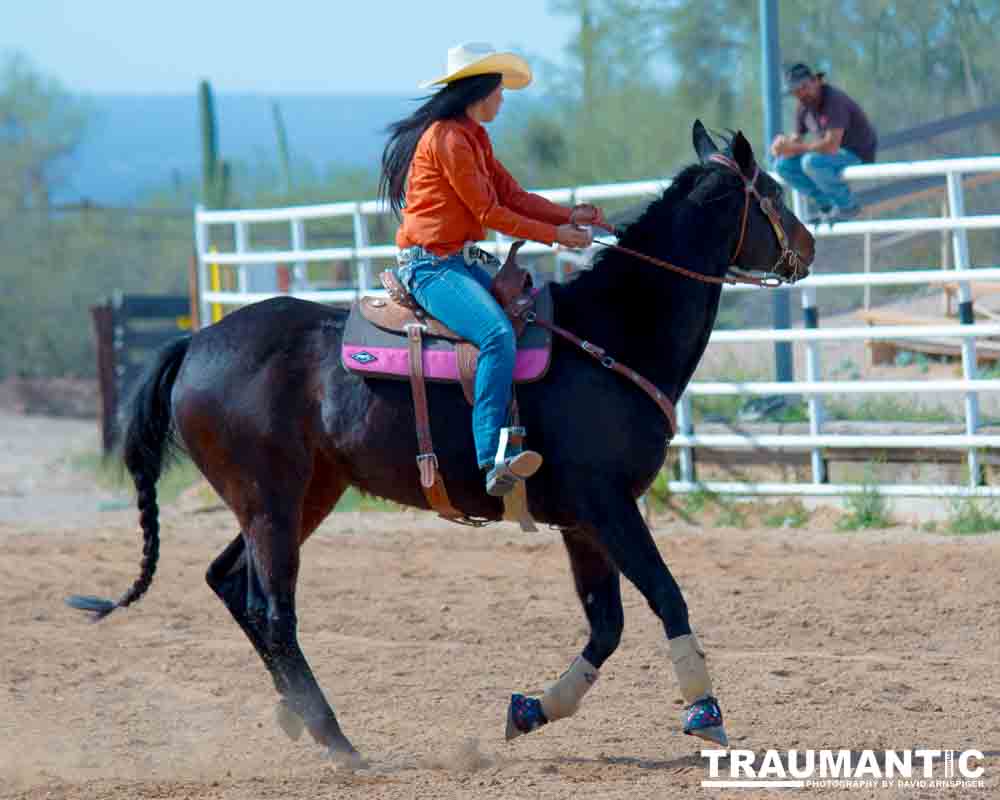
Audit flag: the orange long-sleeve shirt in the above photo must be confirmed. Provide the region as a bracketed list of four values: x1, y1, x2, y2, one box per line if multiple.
[396, 115, 572, 256]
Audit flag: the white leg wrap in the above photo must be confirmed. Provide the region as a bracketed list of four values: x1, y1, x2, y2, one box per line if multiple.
[669, 632, 714, 705]
[540, 656, 599, 722]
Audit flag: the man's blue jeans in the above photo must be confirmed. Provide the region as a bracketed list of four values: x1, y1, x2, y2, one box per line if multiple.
[404, 252, 515, 469]
[774, 149, 862, 210]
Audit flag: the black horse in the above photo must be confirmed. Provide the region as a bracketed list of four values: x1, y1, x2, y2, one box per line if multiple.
[69, 121, 814, 764]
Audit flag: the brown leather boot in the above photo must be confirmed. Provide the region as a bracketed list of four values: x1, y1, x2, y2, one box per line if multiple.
[485, 450, 543, 497]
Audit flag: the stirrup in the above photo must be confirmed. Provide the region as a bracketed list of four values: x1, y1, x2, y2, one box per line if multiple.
[486, 450, 542, 497]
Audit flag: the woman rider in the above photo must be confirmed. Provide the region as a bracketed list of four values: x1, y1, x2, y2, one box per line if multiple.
[379, 42, 607, 497]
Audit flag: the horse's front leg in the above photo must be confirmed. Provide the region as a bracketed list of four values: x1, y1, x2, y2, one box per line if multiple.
[506, 528, 622, 739]
[580, 488, 727, 746]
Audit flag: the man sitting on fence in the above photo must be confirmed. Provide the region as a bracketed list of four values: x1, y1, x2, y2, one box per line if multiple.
[770, 63, 878, 224]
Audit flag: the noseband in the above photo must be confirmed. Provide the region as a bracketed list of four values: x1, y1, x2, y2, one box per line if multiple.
[707, 153, 807, 283]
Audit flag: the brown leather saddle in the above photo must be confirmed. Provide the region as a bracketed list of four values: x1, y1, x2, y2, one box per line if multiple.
[344, 241, 551, 404]
[340, 241, 547, 526]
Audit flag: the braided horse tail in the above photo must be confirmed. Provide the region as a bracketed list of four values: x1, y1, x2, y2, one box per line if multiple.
[67, 336, 191, 620]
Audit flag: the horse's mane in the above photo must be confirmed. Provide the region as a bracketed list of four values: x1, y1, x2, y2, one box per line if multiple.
[613, 163, 706, 251]
[611, 130, 737, 255]
[570, 161, 713, 299]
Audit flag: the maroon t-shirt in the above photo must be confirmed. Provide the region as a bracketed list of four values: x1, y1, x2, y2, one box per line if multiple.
[796, 84, 878, 163]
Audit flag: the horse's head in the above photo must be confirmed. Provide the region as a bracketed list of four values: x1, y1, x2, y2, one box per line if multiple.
[691, 120, 814, 283]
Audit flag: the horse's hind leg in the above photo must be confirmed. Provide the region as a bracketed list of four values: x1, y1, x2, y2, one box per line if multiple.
[205, 463, 359, 762]
[506, 528, 622, 739]
[240, 490, 361, 762]
[582, 490, 728, 746]
[206, 534, 301, 734]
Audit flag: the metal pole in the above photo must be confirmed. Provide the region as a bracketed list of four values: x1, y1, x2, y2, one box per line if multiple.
[677, 393, 696, 484]
[801, 286, 828, 484]
[352, 203, 372, 295]
[235, 221, 249, 295]
[193, 204, 211, 330]
[761, 0, 793, 384]
[290, 218, 307, 292]
[863, 232, 872, 311]
[946, 171, 982, 486]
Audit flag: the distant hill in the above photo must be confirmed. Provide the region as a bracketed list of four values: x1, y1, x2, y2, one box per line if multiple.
[58, 92, 533, 205]
[62, 93, 411, 204]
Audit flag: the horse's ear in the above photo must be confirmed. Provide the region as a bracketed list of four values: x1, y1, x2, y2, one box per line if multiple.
[692, 119, 719, 162]
[732, 130, 757, 173]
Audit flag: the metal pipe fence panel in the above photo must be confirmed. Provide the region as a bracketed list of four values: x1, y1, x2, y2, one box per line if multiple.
[192, 155, 1000, 499]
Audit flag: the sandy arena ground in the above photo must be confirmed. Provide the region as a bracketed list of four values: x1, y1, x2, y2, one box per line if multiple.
[1, 411, 998, 799]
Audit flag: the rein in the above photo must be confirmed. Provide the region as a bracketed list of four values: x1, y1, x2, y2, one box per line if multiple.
[576, 153, 807, 288]
[524, 311, 677, 436]
[588, 234, 780, 288]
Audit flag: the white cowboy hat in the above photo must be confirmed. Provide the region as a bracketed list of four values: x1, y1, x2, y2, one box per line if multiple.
[419, 42, 532, 90]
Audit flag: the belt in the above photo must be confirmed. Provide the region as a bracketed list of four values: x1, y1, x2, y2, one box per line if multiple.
[396, 242, 498, 267]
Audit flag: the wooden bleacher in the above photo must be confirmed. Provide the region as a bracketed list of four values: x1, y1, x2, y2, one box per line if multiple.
[855, 308, 1000, 365]
[942, 281, 1000, 316]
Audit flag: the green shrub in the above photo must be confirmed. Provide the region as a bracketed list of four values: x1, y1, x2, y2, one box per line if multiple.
[681, 486, 718, 516]
[827, 397, 953, 424]
[763, 500, 810, 528]
[945, 498, 1000, 535]
[715, 500, 747, 527]
[643, 469, 673, 516]
[837, 465, 892, 530]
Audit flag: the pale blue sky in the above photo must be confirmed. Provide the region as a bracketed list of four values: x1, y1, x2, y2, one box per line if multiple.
[2, 1, 578, 94]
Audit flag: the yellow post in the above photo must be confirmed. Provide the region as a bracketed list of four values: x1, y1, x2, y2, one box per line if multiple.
[209, 246, 223, 323]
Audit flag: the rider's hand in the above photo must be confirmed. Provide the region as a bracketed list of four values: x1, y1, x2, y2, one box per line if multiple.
[770, 134, 788, 157]
[555, 224, 593, 250]
[570, 203, 608, 229]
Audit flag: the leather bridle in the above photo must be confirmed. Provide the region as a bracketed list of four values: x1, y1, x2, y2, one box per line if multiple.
[706, 152, 807, 283]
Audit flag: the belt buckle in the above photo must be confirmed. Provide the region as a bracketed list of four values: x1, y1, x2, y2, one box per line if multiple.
[463, 243, 487, 265]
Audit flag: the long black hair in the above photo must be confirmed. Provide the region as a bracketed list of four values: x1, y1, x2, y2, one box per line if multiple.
[379, 73, 503, 217]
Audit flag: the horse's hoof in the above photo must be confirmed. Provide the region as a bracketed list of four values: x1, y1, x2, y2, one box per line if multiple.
[505, 693, 549, 741]
[683, 695, 728, 746]
[275, 699, 305, 741]
[327, 747, 368, 771]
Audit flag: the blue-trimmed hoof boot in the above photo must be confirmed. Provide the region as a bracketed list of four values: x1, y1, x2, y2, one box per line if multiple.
[505, 693, 549, 740]
[683, 695, 728, 746]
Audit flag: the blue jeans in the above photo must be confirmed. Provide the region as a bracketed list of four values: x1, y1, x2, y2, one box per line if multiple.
[403, 252, 515, 469]
[774, 149, 862, 210]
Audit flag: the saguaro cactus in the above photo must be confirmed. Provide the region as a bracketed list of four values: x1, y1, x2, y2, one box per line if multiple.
[198, 79, 231, 208]
[272, 100, 292, 195]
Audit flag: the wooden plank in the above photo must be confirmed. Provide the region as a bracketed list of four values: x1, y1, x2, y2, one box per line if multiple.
[879, 102, 1000, 150]
[855, 309, 954, 326]
[90, 302, 118, 454]
[861, 171, 1000, 217]
[866, 337, 1000, 365]
[942, 281, 1000, 298]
